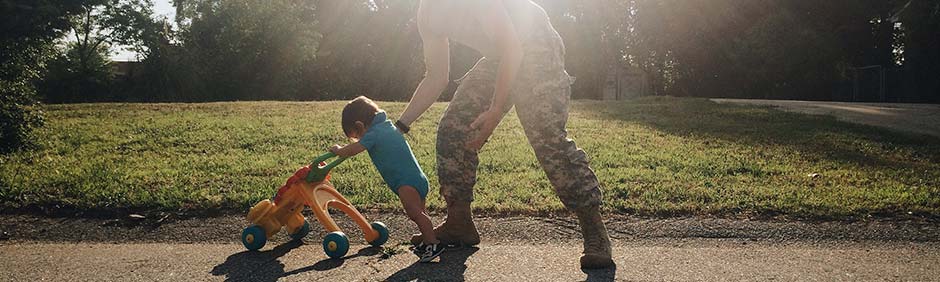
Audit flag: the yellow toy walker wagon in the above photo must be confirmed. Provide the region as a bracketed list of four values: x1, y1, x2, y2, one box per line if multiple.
[240, 152, 389, 259]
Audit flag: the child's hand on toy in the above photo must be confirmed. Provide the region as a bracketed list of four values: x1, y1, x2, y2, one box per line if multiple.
[329, 143, 366, 157]
[329, 144, 343, 154]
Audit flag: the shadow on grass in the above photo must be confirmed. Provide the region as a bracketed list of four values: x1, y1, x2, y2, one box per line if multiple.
[584, 97, 940, 217]
[590, 97, 940, 169]
[384, 246, 479, 282]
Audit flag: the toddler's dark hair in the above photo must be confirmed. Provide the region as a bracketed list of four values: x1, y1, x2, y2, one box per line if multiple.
[342, 96, 380, 137]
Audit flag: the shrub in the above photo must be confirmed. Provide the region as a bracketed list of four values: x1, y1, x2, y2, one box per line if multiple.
[0, 79, 44, 153]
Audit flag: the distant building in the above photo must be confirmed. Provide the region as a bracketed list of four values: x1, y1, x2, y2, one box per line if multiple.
[110, 61, 142, 79]
[602, 64, 650, 100]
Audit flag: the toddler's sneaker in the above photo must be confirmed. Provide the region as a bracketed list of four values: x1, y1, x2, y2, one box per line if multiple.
[414, 242, 444, 263]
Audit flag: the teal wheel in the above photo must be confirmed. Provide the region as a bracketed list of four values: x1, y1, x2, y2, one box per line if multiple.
[368, 221, 389, 247]
[241, 225, 267, 251]
[289, 220, 311, 241]
[322, 231, 349, 259]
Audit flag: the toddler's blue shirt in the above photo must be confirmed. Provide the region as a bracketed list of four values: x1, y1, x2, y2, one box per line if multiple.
[358, 111, 429, 199]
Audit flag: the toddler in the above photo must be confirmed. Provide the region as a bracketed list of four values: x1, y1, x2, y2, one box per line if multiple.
[329, 96, 443, 262]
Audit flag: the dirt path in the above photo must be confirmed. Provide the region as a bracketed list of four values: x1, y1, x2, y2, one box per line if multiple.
[2, 213, 939, 281]
[712, 98, 940, 137]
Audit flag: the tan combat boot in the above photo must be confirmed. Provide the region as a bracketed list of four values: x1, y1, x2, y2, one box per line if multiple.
[411, 200, 480, 246]
[576, 206, 615, 269]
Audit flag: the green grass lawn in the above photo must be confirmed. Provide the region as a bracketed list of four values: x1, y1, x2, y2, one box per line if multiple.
[1, 97, 938, 218]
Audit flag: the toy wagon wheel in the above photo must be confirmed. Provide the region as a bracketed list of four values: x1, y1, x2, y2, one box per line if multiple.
[241, 225, 267, 251]
[368, 221, 389, 247]
[289, 220, 311, 241]
[322, 231, 349, 259]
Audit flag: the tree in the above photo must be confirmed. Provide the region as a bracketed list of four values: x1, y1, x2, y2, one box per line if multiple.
[39, 0, 158, 102]
[40, 41, 114, 103]
[582, 0, 928, 101]
[39, 0, 934, 103]
[169, 0, 322, 101]
[307, 0, 425, 101]
[896, 0, 940, 102]
[1, 0, 89, 152]
[127, 18, 193, 102]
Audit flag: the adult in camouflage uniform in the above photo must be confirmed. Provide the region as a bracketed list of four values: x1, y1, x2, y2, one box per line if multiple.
[398, 0, 614, 269]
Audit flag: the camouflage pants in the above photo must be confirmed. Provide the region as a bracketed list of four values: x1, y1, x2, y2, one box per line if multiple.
[436, 25, 603, 210]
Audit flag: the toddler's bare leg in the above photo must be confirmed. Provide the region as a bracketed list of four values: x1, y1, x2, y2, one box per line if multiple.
[398, 186, 438, 244]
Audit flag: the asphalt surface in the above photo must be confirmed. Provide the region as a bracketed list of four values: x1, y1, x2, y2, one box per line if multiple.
[711, 99, 940, 137]
[2, 240, 938, 281]
[2, 213, 939, 281]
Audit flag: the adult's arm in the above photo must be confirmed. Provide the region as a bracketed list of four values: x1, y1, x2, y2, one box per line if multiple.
[398, 1, 451, 127]
[467, 0, 524, 150]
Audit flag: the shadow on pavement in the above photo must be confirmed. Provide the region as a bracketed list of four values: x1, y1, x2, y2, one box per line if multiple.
[284, 246, 382, 275]
[210, 240, 303, 282]
[384, 247, 479, 282]
[582, 264, 617, 282]
[211, 242, 383, 281]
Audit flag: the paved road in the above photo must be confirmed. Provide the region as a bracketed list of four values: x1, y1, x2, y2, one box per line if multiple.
[3, 214, 938, 281]
[712, 99, 940, 137]
[2, 240, 938, 281]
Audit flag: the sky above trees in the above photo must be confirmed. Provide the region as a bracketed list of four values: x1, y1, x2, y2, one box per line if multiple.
[154, 0, 174, 18]
[112, 0, 174, 60]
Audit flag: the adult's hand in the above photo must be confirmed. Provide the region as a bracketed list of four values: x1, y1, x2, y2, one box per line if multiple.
[467, 108, 502, 151]
[465, 1, 521, 151]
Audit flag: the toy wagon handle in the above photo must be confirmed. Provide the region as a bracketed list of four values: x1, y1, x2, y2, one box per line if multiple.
[306, 152, 349, 182]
